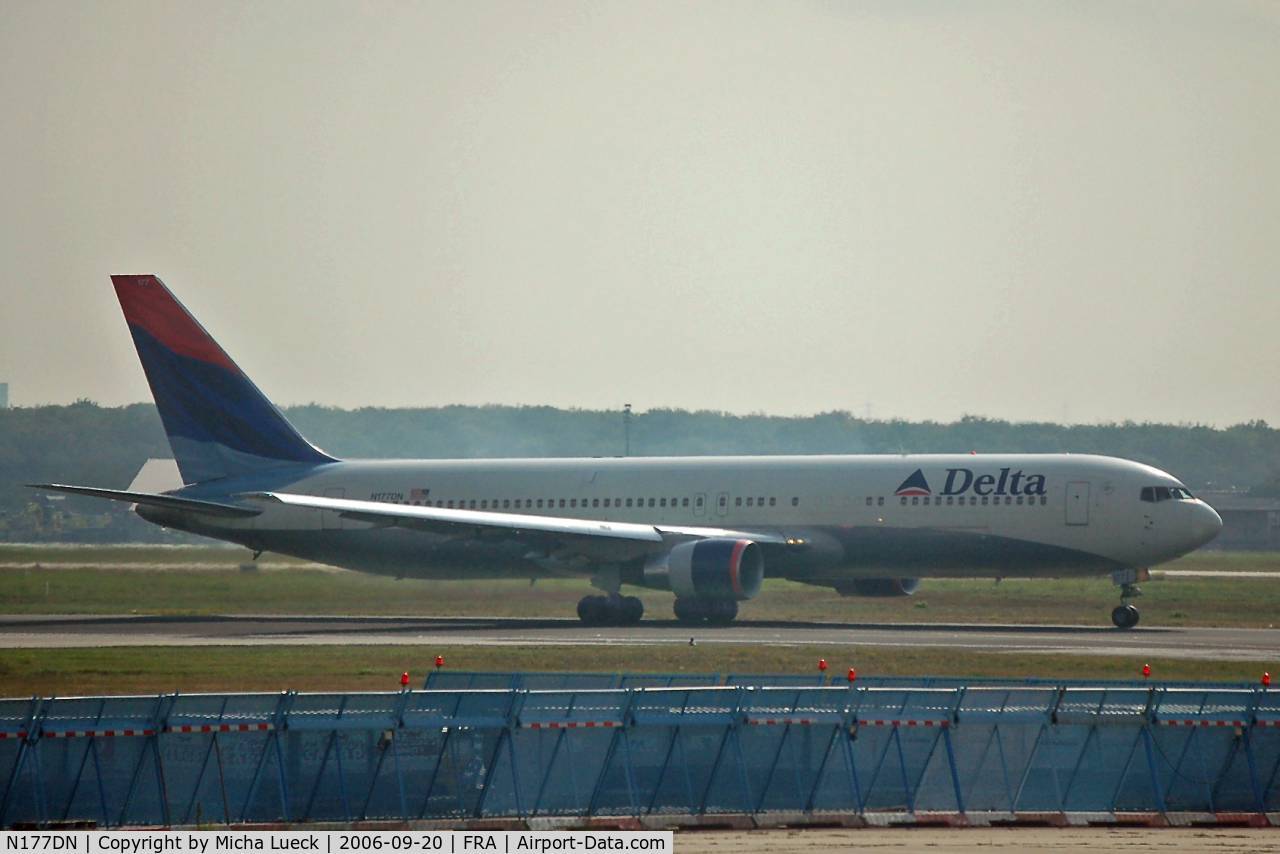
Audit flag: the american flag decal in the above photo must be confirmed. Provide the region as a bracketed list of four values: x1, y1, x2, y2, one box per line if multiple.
[410, 488, 430, 501]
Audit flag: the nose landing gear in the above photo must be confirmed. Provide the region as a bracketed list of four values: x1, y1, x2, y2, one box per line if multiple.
[1110, 568, 1146, 629]
[1111, 599, 1140, 629]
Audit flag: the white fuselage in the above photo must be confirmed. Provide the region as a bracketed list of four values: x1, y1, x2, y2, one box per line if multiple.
[160, 452, 1222, 587]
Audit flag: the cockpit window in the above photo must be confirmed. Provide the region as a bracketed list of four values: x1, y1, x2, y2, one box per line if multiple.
[1141, 485, 1196, 502]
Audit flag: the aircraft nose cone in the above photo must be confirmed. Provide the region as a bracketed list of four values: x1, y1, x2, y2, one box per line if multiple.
[1191, 502, 1223, 547]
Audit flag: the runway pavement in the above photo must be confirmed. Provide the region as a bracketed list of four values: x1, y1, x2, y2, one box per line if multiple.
[2, 613, 1278, 660]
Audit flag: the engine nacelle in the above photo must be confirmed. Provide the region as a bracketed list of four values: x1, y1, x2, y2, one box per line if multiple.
[834, 578, 921, 597]
[644, 539, 764, 601]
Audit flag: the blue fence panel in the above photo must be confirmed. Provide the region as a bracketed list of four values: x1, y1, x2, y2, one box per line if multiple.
[1145, 688, 1255, 813]
[31, 695, 167, 828]
[517, 674, 619, 692]
[1249, 689, 1280, 811]
[739, 688, 845, 813]
[618, 674, 715, 689]
[726, 674, 825, 687]
[851, 699, 952, 811]
[280, 692, 402, 822]
[517, 690, 628, 816]
[947, 687, 1055, 813]
[161, 693, 283, 825]
[423, 672, 519, 691]
[8, 676, 1280, 827]
[0, 699, 39, 825]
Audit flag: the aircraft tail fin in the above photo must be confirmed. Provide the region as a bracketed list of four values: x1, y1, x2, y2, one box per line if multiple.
[111, 275, 335, 485]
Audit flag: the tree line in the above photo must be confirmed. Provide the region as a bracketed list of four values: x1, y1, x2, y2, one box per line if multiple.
[3, 402, 1278, 521]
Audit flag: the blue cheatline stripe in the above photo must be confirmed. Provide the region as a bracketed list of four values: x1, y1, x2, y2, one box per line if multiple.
[129, 324, 332, 483]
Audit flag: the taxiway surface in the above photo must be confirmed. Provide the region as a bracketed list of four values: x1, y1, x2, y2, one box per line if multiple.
[1, 614, 1278, 660]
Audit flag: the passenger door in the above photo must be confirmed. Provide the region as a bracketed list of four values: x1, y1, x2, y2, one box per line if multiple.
[1065, 481, 1090, 526]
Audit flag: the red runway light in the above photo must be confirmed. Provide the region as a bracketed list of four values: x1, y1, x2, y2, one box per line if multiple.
[1142, 663, 1151, 679]
[435, 655, 445, 669]
[399, 671, 409, 687]
[818, 659, 828, 672]
[847, 667, 857, 684]
[1264, 672, 1272, 688]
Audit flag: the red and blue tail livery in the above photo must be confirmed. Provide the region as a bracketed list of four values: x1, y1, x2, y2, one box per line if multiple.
[111, 275, 333, 484]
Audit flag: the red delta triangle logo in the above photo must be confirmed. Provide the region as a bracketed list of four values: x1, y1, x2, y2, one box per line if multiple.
[895, 469, 932, 497]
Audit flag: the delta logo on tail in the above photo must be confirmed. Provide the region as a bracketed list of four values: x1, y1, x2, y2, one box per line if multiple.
[895, 469, 931, 496]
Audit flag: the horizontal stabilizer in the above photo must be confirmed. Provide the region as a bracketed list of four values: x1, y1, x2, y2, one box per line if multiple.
[28, 484, 262, 518]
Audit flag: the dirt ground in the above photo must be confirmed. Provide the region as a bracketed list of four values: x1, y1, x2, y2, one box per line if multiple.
[671, 827, 1280, 853]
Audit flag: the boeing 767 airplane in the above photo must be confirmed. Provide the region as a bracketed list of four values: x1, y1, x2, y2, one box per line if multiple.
[33, 275, 1222, 629]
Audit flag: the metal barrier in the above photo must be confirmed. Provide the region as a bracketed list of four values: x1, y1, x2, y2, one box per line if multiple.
[424, 671, 1262, 691]
[4, 677, 1280, 827]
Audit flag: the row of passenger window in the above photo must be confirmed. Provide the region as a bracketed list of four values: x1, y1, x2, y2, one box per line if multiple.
[395, 495, 800, 511]
[387, 492, 1046, 512]
[729, 496, 796, 508]
[869, 495, 1050, 507]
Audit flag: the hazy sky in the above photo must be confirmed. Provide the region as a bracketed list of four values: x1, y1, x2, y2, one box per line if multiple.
[2, 1, 1277, 426]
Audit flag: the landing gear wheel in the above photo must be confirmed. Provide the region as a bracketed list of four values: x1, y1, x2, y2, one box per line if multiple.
[705, 599, 738, 626]
[1111, 604, 1140, 630]
[620, 595, 644, 625]
[577, 595, 610, 626]
[578, 594, 644, 626]
[673, 597, 704, 625]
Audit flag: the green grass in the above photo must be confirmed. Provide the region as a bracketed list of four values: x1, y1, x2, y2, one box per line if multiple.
[2, 547, 1277, 696]
[1, 644, 1274, 697]
[1162, 551, 1280, 574]
[1, 549, 1278, 627]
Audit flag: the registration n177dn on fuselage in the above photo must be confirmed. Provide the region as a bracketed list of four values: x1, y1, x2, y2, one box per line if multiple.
[34, 275, 1223, 630]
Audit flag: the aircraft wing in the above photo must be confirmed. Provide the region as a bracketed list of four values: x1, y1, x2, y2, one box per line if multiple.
[249, 491, 790, 559]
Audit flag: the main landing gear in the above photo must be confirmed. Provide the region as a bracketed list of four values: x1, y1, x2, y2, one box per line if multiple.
[1110, 568, 1146, 630]
[577, 594, 644, 626]
[673, 597, 738, 626]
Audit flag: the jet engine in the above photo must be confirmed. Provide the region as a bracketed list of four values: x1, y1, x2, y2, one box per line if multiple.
[644, 538, 764, 601]
[834, 578, 921, 597]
